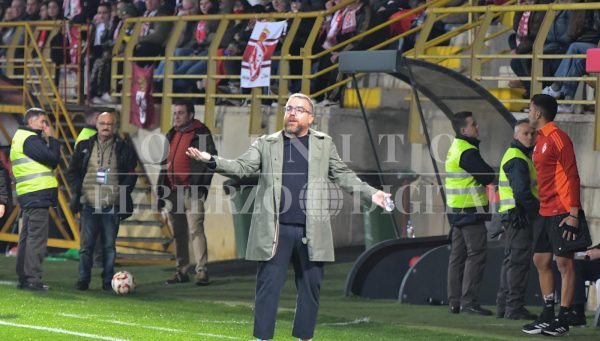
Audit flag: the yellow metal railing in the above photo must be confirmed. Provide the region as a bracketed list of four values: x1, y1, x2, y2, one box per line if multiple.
[111, 0, 459, 135]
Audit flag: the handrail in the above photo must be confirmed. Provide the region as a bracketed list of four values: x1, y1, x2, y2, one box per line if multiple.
[2, 2, 598, 146]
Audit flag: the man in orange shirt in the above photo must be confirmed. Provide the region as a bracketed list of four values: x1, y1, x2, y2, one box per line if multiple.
[522, 94, 581, 337]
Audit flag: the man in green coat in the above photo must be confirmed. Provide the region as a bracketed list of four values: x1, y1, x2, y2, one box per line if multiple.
[187, 93, 391, 340]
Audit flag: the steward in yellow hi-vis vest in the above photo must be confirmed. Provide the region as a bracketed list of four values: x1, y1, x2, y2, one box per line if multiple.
[74, 126, 97, 147]
[495, 120, 539, 320]
[9, 108, 60, 291]
[444, 111, 495, 315]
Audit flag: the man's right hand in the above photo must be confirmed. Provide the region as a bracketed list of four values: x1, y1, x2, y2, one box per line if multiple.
[42, 122, 54, 138]
[186, 147, 212, 162]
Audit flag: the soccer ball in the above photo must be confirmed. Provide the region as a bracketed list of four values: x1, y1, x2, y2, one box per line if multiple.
[111, 271, 136, 295]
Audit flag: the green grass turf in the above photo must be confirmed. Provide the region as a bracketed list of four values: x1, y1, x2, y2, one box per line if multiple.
[0, 256, 598, 340]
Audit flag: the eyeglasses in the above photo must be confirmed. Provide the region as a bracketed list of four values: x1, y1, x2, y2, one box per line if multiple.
[284, 106, 311, 115]
[98, 122, 115, 126]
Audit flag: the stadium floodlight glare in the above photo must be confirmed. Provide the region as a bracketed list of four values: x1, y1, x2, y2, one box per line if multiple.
[338, 50, 402, 74]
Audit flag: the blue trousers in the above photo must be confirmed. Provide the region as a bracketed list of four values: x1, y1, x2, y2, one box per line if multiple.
[78, 205, 120, 286]
[554, 42, 596, 98]
[253, 224, 324, 340]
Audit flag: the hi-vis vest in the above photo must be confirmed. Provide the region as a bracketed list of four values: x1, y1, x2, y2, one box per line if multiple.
[10, 129, 58, 196]
[498, 147, 539, 212]
[75, 127, 97, 147]
[445, 138, 489, 208]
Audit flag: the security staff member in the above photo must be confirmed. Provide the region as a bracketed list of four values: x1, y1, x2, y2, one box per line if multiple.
[495, 119, 539, 320]
[10, 108, 60, 291]
[445, 111, 495, 316]
[74, 110, 100, 147]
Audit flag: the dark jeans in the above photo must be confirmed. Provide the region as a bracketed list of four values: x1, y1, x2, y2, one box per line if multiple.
[78, 205, 120, 285]
[254, 224, 324, 340]
[16, 207, 50, 285]
[447, 222, 488, 308]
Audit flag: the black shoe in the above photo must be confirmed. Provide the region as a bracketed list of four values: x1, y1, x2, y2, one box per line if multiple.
[195, 270, 210, 286]
[461, 305, 492, 316]
[522, 311, 555, 335]
[75, 281, 89, 291]
[449, 305, 460, 314]
[496, 309, 505, 318]
[16, 281, 25, 289]
[23, 282, 50, 291]
[102, 283, 112, 291]
[505, 307, 537, 320]
[565, 310, 587, 327]
[165, 272, 189, 285]
[541, 318, 569, 337]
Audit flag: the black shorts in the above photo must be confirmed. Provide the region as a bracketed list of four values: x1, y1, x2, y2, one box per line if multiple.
[533, 213, 572, 257]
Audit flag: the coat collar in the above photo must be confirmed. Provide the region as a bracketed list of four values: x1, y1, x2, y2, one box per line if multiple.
[265, 129, 326, 142]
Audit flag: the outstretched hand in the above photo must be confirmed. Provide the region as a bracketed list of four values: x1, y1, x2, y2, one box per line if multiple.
[186, 147, 212, 162]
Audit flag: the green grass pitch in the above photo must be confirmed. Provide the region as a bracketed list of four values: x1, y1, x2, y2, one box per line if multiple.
[0, 255, 598, 340]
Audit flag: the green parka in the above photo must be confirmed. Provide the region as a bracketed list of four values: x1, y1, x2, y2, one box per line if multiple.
[214, 129, 378, 262]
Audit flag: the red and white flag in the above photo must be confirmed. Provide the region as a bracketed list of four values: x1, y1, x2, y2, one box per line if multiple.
[241, 21, 287, 88]
[130, 63, 158, 129]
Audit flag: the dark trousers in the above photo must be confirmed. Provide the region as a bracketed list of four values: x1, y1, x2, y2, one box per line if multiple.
[496, 224, 533, 315]
[16, 208, 50, 286]
[254, 224, 324, 340]
[555, 258, 600, 306]
[447, 222, 487, 308]
[78, 205, 120, 286]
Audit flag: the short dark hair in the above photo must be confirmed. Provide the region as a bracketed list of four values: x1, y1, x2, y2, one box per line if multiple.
[451, 111, 473, 134]
[174, 99, 195, 115]
[24, 107, 46, 125]
[530, 94, 557, 122]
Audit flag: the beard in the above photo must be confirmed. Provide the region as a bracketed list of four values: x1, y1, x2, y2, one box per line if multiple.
[284, 121, 302, 136]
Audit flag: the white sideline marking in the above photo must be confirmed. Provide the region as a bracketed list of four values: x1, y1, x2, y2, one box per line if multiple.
[0, 280, 18, 286]
[196, 332, 242, 340]
[321, 317, 371, 326]
[198, 319, 250, 324]
[59, 313, 244, 340]
[0, 320, 128, 341]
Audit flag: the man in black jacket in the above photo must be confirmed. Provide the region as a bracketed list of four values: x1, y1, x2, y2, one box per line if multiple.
[67, 112, 138, 291]
[157, 100, 217, 286]
[495, 119, 539, 320]
[10, 108, 60, 291]
[445, 111, 495, 315]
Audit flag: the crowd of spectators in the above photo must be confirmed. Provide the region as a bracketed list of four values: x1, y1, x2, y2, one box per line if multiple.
[0, 0, 597, 108]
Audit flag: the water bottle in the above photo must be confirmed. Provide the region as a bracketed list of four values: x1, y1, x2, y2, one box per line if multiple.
[406, 218, 415, 238]
[384, 196, 395, 212]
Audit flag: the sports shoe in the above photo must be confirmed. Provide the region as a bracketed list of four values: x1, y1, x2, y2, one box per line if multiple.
[75, 281, 89, 291]
[100, 93, 116, 104]
[23, 282, 50, 291]
[541, 318, 569, 337]
[102, 282, 112, 291]
[461, 305, 492, 316]
[165, 271, 189, 285]
[565, 310, 586, 327]
[541, 86, 562, 98]
[522, 311, 555, 335]
[195, 270, 210, 286]
[557, 104, 573, 113]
